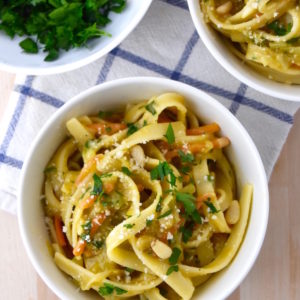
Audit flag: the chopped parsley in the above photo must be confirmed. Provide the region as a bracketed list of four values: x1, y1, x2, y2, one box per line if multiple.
[145, 101, 157, 115]
[178, 149, 194, 163]
[125, 267, 134, 273]
[80, 233, 91, 243]
[175, 192, 196, 214]
[93, 240, 104, 249]
[157, 209, 172, 219]
[0, 1, 127, 61]
[169, 247, 181, 265]
[44, 165, 57, 174]
[127, 123, 138, 136]
[146, 218, 153, 226]
[204, 200, 220, 214]
[267, 21, 292, 36]
[121, 166, 131, 176]
[180, 166, 191, 174]
[123, 223, 135, 229]
[164, 123, 175, 144]
[166, 265, 179, 275]
[90, 173, 112, 196]
[19, 38, 38, 54]
[156, 197, 163, 212]
[150, 161, 176, 187]
[91, 174, 103, 196]
[81, 220, 92, 232]
[179, 225, 193, 243]
[98, 283, 127, 296]
[105, 126, 112, 133]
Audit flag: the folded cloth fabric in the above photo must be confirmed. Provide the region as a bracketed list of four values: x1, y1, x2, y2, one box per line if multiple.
[0, 0, 299, 214]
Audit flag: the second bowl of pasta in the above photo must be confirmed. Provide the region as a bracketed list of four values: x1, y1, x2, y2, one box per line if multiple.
[18, 77, 269, 300]
[188, 0, 300, 101]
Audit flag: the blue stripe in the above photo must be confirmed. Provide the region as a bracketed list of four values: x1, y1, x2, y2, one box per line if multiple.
[0, 76, 34, 155]
[96, 50, 118, 84]
[116, 48, 173, 77]
[161, 0, 188, 10]
[15, 85, 64, 108]
[229, 83, 248, 115]
[171, 30, 199, 80]
[179, 74, 293, 124]
[0, 153, 23, 169]
[111, 48, 293, 124]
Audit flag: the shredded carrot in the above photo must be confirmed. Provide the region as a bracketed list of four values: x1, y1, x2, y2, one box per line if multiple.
[54, 216, 67, 247]
[186, 123, 220, 136]
[196, 193, 215, 210]
[212, 137, 230, 149]
[80, 195, 96, 209]
[73, 239, 86, 256]
[90, 213, 106, 236]
[182, 174, 190, 184]
[103, 181, 115, 194]
[75, 154, 102, 185]
[188, 143, 207, 153]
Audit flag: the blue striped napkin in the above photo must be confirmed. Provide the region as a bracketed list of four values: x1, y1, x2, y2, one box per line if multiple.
[0, 0, 299, 214]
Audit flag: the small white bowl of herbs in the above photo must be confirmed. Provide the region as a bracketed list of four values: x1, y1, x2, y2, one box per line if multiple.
[0, 0, 152, 75]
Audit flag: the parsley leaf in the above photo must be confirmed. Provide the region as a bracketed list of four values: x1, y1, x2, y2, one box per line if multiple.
[121, 166, 131, 176]
[157, 209, 172, 219]
[156, 197, 163, 212]
[123, 223, 135, 229]
[81, 220, 92, 232]
[44, 166, 57, 174]
[98, 283, 127, 296]
[178, 150, 194, 163]
[19, 38, 38, 53]
[164, 123, 175, 144]
[145, 101, 156, 115]
[91, 174, 103, 196]
[169, 247, 181, 265]
[115, 287, 127, 295]
[175, 192, 196, 214]
[179, 225, 193, 243]
[98, 283, 114, 296]
[127, 123, 138, 136]
[92, 240, 104, 249]
[267, 21, 292, 36]
[150, 161, 176, 187]
[204, 200, 220, 213]
[166, 265, 179, 275]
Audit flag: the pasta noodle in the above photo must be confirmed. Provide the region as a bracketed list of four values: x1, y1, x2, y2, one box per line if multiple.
[43, 93, 252, 299]
[200, 0, 300, 84]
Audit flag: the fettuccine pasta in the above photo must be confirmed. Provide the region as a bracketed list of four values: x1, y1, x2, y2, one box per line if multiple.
[43, 93, 252, 299]
[200, 0, 300, 84]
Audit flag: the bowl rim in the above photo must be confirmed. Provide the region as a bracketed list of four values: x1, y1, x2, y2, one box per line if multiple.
[187, 0, 300, 102]
[18, 76, 269, 300]
[0, 1, 153, 75]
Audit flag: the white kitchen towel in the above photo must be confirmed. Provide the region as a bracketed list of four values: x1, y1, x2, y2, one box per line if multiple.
[0, 0, 299, 214]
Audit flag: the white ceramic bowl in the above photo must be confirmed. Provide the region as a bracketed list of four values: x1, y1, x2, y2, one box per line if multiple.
[187, 0, 300, 102]
[0, 1, 152, 75]
[18, 77, 269, 300]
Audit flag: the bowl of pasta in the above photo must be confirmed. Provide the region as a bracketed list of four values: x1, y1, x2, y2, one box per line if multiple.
[18, 77, 269, 300]
[188, 0, 300, 101]
[0, 0, 152, 75]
